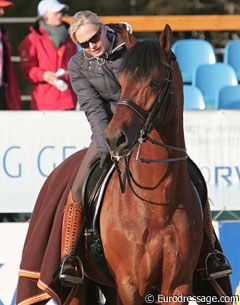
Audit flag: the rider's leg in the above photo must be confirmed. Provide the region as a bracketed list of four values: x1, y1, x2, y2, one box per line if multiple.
[71, 141, 97, 203]
[200, 199, 232, 280]
[59, 141, 97, 286]
[60, 191, 84, 286]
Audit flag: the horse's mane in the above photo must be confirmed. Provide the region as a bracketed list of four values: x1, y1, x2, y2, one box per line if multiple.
[121, 39, 165, 81]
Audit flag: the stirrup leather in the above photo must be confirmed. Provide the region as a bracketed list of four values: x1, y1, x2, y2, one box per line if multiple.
[59, 255, 84, 285]
[198, 250, 232, 281]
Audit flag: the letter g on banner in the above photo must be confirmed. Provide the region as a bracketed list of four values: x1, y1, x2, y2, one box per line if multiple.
[3, 146, 22, 178]
[37, 146, 56, 177]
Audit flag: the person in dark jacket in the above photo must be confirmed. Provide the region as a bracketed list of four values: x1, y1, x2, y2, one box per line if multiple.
[18, 0, 77, 110]
[59, 10, 137, 286]
[0, 0, 21, 110]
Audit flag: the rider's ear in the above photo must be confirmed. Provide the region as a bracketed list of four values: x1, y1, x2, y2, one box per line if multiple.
[159, 24, 172, 60]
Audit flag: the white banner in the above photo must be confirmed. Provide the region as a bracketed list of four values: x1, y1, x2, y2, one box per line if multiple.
[0, 110, 239, 212]
[0, 223, 28, 305]
[184, 110, 240, 211]
[0, 223, 56, 305]
[0, 111, 91, 213]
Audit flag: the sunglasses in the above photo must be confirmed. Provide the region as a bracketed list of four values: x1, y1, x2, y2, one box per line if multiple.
[78, 25, 102, 49]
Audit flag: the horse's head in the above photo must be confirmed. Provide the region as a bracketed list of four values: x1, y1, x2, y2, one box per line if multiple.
[105, 24, 184, 160]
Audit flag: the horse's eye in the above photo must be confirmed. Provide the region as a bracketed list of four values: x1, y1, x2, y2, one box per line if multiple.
[150, 78, 161, 90]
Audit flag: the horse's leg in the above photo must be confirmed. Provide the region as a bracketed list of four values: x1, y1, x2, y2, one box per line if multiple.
[159, 224, 198, 305]
[115, 280, 144, 305]
[161, 284, 191, 305]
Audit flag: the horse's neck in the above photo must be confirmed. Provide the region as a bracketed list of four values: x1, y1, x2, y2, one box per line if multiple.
[126, 128, 188, 205]
[130, 129, 186, 171]
[155, 67, 186, 152]
[153, 124, 186, 153]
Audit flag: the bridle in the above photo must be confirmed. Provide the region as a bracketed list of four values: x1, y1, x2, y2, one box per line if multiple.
[116, 51, 188, 164]
[111, 51, 188, 202]
[118, 58, 173, 138]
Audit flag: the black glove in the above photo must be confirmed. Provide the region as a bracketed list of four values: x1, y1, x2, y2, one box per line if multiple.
[89, 151, 111, 169]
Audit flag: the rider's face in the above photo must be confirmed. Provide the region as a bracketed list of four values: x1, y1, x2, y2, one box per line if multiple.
[76, 23, 111, 57]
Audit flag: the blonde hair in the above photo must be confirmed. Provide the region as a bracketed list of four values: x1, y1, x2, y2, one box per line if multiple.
[69, 10, 103, 44]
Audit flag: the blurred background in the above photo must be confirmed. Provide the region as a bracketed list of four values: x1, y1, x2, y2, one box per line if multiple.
[3, 0, 240, 109]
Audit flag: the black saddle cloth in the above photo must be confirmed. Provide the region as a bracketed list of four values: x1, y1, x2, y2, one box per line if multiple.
[187, 157, 208, 210]
[82, 158, 113, 226]
[82, 158, 114, 281]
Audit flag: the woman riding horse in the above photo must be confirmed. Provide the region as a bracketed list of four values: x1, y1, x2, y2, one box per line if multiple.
[16, 14, 232, 305]
[60, 11, 231, 286]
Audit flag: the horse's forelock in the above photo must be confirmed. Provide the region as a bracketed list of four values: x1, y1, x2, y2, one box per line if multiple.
[121, 40, 165, 80]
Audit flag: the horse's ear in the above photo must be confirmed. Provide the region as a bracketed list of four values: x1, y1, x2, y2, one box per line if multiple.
[123, 29, 138, 49]
[108, 23, 137, 49]
[159, 24, 172, 58]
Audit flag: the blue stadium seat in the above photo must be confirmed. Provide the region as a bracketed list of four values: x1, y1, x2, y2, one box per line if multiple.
[224, 39, 240, 82]
[217, 85, 240, 109]
[183, 85, 206, 110]
[172, 39, 216, 84]
[193, 63, 238, 109]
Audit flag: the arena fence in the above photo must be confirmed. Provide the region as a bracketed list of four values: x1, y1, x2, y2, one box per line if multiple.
[3, 14, 240, 31]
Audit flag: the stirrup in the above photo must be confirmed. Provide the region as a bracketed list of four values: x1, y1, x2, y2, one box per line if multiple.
[59, 255, 84, 285]
[198, 250, 232, 281]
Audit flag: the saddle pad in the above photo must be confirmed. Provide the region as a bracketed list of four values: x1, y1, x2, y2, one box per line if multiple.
[82, 158, 113, 228]
[82, 159, 115, 282]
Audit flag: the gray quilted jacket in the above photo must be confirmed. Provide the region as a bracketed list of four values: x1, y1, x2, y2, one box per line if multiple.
[68, 24, 135, 152]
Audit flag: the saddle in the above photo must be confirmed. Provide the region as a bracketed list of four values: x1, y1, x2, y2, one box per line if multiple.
[187, 157, 208, 210]
[82, 157, 114, 228]
[82, 157, 114, 281]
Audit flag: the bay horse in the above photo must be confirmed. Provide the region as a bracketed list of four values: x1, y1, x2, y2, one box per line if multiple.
[101, 24, 202, 305]
[16, 24, 232, 305]
[75, 24, 232, 305]
[84, 24, 204, 304]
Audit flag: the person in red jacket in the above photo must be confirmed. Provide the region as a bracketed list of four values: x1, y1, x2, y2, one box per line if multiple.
[18, 0, 77, 110]
[0, 0, 21, 110]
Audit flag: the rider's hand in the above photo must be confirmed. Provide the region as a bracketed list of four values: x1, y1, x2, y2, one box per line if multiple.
[89, 151, 111, 169]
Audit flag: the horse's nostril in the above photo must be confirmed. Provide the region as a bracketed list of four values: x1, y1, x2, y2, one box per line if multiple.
[116, 131, 127, 148]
